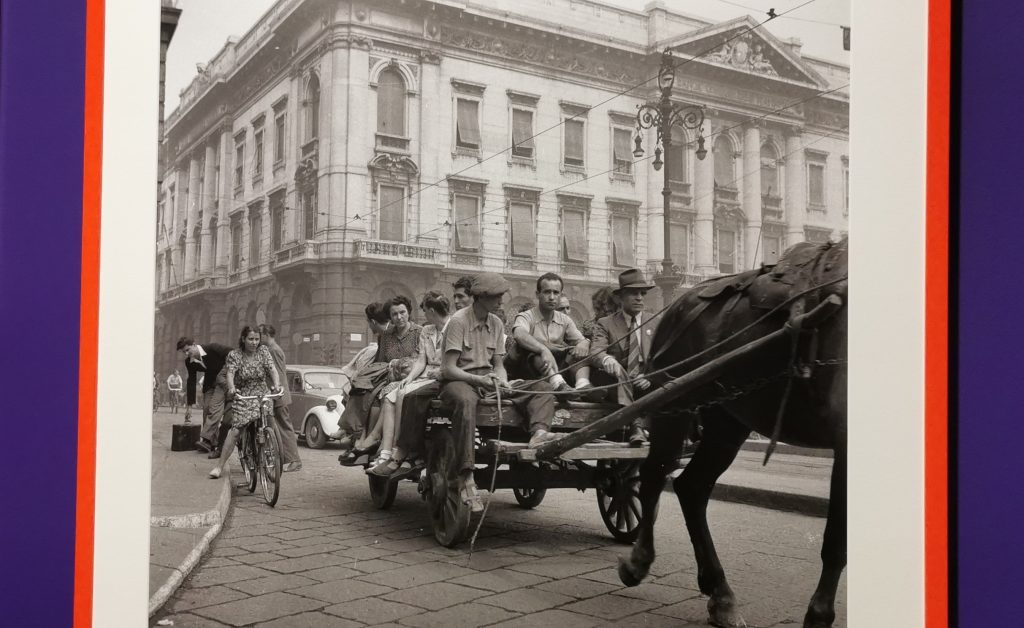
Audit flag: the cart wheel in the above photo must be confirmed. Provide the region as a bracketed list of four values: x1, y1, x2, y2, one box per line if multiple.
[596, 460, 642, 543]
[425, 429, 471, 547]
[512, 487, 547, 509]
[368, 474, 398, 510]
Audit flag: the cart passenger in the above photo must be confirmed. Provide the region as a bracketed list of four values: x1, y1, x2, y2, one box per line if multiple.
[440, 272, 559, 512]
[504, 272, 593, 395]
[451, 275, 475, 311]
[590, 268, 657, 446]
[331, 302, 391, 448]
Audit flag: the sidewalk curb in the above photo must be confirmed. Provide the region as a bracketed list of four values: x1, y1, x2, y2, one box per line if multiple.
[148, 463, 233, 617]
[711, 482, 829, 518]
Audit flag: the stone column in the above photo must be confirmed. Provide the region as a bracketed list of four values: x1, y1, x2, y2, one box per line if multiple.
[742, 122, 762, 270]
[693, 123, 715, 273]
[200, 142, 216, 275]
[216, 126, 233, 272]
[784, 126, 806, 247]
[241, 206, 251, 271]
[344, 39, 372, 239]
[645, 127, 665, 267]
[184, 156, 201, 281]
[417, 51, 442, 245]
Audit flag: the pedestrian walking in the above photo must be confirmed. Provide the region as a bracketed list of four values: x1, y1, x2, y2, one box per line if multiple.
[259, 324, 302, 472]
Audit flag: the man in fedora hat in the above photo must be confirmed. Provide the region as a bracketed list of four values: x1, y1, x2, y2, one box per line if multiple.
[591, 268, 657, 446]
[440, 272, 558, 512]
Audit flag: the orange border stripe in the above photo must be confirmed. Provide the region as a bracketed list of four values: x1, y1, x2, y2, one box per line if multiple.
[75, 0, 104, 626]
[925, 0, 950, 626]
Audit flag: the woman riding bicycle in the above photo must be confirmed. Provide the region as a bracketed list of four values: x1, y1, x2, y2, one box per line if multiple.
[209, 325, 282, 479]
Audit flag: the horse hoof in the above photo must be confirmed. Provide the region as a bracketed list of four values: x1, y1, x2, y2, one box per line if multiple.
[617, 556, 647, 587]
[708, 600, 747, 628]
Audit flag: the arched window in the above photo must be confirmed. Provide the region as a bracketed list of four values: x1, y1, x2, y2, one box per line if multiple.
[713, 135, 735, 188]
[760, 143, 780, 198]
[376, 67, 406, 136]
[303, 74, 320, 143]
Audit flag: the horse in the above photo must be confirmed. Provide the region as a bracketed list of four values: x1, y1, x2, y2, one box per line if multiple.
[617, 238, 848, 628]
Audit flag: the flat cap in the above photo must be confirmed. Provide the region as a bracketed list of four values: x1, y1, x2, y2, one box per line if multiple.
[470, 272, 511, 296]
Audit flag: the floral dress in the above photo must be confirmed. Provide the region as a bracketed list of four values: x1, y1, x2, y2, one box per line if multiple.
[226, 345, 276, 428]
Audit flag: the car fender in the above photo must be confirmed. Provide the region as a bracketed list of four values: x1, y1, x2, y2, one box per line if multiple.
[304, 394, 345, 435]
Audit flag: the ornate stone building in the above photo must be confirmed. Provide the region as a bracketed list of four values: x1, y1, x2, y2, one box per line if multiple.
[153, 0, 849, 375]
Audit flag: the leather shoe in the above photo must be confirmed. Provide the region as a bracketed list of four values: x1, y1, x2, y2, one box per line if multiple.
[195, 439, 211, 453]
[628, 425, 648, 447]
[207, 449, 221, 459]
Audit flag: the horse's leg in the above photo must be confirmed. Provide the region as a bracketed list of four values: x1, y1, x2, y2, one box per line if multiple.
[673, 408, 750, 628]
[803, 444, 847, 628]
[618, 411, 687, 586]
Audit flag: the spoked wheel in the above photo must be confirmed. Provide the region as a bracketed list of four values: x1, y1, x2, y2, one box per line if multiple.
[368, 474, 398, 510]
[238, 429, 257, 494]
[512, 486, 547, 509]
[258, 427, 281, 507]
[596, 460, 642, 543]
[304, 418, 326, 449]
[425, 429, 470, 547]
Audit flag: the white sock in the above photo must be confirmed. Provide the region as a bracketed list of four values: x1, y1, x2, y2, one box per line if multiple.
[575, 378, 591, 389]
[549, 374, 568, 388]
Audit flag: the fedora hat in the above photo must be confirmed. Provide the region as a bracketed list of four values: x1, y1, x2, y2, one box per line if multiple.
[613, 268, 654, 294]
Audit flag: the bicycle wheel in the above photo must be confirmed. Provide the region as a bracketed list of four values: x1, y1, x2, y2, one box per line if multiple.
[258, 426, 282, 507]
[238, 427, 257, 493]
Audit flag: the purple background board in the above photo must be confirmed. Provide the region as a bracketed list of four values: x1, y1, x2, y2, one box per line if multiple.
[957, 1, 1024, 626]
[0, 0, 86, 625]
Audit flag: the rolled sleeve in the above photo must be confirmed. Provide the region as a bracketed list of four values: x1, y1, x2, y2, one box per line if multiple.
[444, 315, 467, 355]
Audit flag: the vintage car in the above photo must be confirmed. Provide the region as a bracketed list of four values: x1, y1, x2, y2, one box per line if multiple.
[284, 365, 348, 449]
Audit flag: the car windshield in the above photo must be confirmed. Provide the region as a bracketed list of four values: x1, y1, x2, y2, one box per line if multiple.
[303, 372, 346, 391]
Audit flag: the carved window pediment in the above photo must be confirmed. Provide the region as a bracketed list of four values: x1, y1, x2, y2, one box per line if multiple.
[451, 79, 486, 97]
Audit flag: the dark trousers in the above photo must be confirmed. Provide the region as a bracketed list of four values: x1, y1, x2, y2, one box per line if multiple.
[394, 381, 440, 458]
[201, 384, 227, 446]
[504, 348, 584, 384]
[439, 374, 555, 474]
[273, 404, 301, 464]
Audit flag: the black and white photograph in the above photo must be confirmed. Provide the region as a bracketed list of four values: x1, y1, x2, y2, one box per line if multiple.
[148, 0, 851, 626]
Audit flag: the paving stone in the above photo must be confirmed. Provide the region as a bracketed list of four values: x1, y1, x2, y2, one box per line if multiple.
[534, 577, 621, 600]
[295, 565, 364, 582]
[233, 552, 289, 565]
[346, 558, 404, 574]
[217, 535, 279, 548]
[649, 596, 710, 622]
[165, 585, 249, 613]
[448, 569, 549, 593]
[225, 573, 319, 596]
[488, 609, 602, 628]
[253, 611, 362, 627]
[275, 543, 353, 558]
[610, 611, 685, 627]
[271, 528, 326, 542]
[477, 588, 575, 613]
[614, 582, 691, 605]
[331, 545, 397, 561]
[157, 612, 231, 627]
[356, 562, 476, 589]
[381, 582, 487, 611]
[562, 594, 661, 621]
[506, 556, 608, 579]
[324, 598, 422, 624]
[384, 552, 448, 566]
[397, 602, 517, 628]
[289, 579, 393, 604]
[260, 554, 351, 574]
[577, 567, 631, 586]
[188, 565, 279, 588]
[276, 519, 337, 531]
[243, 542, 297, 553]
[209, 546, 248, 558]
[202, 557, 241, 569]
[221, 524, 293, 539]
[193, 592, 325, 626]
[288, 535, 352, 548]
[372, 536, 441, 553]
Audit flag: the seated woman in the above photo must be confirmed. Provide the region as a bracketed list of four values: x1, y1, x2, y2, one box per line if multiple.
[366, 291, 452, 477]
[331, 302, 390, 445]
[339, 295, 422, 458]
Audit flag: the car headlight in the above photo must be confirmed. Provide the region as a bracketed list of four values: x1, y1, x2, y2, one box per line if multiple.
[326, 400, 337, 412]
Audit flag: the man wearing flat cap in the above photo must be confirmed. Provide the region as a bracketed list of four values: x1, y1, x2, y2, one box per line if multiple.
[591, 268, 658, 446]
[440, 272, 558, 511]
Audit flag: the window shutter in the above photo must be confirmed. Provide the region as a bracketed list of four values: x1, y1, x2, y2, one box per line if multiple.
[377, 69, 406, 135]
[611, 216, 635, 266]
[456, 100, 481, 147]
[809, 164, 825, 204]
[454, 195, 481, 249]
[378, 185, 405, 242]
[613, 129, 630, 164]
[512, 110, 534, 151]
[670, 223, 688, 269]
[562, 210, 587, 262]
[565, 120, 584, 164]
[509, 202, 535, 257]
[714, 136, 733, 187]
[668, 143, 685, 182]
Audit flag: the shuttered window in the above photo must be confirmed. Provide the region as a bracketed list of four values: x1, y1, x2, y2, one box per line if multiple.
[564, 120, 584, 166]
[670, 223, 689, 270]
[612, 128, 632, 174]
[454, 194, 481, 250]
[511, 109, 534, 158]
[611, 215, 635, 266]
[808, 163, 826, 205]
[378, 185, 405, 242]
[231, 220, 242, 271]
[377, 68, 406, 136]
[456, 99, 481, 149]
[509, 202, 535, 257]
[668, 141, 686, 183]
[249, 212, 262, 266]
[562, 209, 587, 262]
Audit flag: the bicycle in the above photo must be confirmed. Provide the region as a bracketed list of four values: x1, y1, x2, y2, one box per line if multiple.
[234, 390, 284, 507]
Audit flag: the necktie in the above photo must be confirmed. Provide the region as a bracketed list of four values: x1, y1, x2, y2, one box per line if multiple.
[627, 316, 641, 377]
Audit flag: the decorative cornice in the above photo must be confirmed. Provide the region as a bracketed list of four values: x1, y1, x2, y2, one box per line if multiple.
[559, 100, 591, 117]
[368, 153, 419, 176]
[447, 176, 487, 196]
[419, 50, 441, 65]
[506, 89, 540, 107]
[503, 185, 541, 203]
[451, 78, 486, 96]
[608, 110, 634, 126]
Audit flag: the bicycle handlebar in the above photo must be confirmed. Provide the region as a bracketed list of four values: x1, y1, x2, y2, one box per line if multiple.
[232, 390, 285, 401]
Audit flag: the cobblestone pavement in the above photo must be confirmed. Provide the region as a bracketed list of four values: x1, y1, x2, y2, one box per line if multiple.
[152, 446, 846, 628]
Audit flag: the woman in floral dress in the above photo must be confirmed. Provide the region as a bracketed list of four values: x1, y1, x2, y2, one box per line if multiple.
[209, 326, 282, 479]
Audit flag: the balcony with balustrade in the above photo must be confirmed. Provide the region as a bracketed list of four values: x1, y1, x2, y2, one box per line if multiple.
[352, 239, 442, 268]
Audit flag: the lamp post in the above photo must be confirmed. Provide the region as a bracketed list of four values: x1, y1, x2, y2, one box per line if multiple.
[633, 50, 707, 306]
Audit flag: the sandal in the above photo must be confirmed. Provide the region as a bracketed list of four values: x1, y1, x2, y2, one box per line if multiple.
[365, 451, 394, 476]
[460, 478, 485, 513]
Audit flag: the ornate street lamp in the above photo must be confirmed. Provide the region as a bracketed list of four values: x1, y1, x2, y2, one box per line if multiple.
[634, 50, 707, 305]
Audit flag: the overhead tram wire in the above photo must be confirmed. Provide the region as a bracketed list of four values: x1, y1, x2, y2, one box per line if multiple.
[328, 0, 822, 235]
[397, 82, 848, 247]
[713, 0, 847, 27]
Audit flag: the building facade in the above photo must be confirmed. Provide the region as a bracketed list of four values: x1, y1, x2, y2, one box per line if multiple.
[154, 0, 849, 376]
